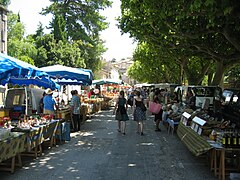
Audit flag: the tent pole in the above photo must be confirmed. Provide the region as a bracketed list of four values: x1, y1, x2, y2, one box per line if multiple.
[24, 86, 28, 115]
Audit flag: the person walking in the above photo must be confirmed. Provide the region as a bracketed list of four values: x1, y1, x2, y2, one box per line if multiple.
[133, 91, 146, 135]
[70, 90, 81, 132]
[153, 89, 163, 131]
[43, 88, 58, 117]
[39, 91, 46, 114]
[113, 90, 129, 135]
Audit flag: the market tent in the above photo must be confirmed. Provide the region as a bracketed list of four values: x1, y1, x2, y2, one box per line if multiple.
[2, 77, 60, 90]
[0, 53, 59, 90]
[39, 64, 93, 85]
[92, 78, 122, 85]
[52, 78, 85, 85]
[79, 68, 94, 82]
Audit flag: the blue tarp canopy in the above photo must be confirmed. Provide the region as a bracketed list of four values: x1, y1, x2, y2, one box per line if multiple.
[92, 79, 122, 85]
[52, 78, 85, 85]
[0, 53, 59, 90]
[1, 77, 60, 90]
[39, 64, 93, 85]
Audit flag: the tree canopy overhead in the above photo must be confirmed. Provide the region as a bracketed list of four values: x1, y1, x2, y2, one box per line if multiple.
[119, 0, 240, 86]
[5, 0, 113, 74]
[40, 0, 112, 71]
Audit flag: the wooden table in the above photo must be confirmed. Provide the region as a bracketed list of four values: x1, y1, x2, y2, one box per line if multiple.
[217, 147, 240, 180]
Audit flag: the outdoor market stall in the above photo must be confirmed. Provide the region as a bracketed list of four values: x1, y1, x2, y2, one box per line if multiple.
[92, 79, 125, 108]
[40, 64, 94, 125]
[0, 115, 70, 173]
[0, 54, 73, 173]
[176, 109, 240, 180]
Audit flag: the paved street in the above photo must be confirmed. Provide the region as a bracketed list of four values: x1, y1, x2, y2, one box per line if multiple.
[1, 108, 217, 180]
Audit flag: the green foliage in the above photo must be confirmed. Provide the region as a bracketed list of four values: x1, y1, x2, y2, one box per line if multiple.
[7, 12, 37, 64]
[18, 55, 35, 65]
[52, 13, 67, 42]
[7, 12, 25, 41]
[41, 0, 112, 72]
[7, 0, 111, 74]
[0, 0, 10, 7]
[225, 66, 240, 88]
[32, 33, 85, 68]
[119, 0, 240, 86]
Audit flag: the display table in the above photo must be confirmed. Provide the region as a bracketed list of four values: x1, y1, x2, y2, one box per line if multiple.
[83, 98, 104, 114]
[0, 119, 70, 173]
[210, 146, 240, 180]
[0, 132, 26, 173]
[80, 105, 88, 123]
[177, 122, 212, 156]
[56, 109, 71, 121]
[55, 121, 71, 142]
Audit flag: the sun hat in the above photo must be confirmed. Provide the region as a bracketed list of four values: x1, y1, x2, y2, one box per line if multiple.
[45, 88, 53, 95]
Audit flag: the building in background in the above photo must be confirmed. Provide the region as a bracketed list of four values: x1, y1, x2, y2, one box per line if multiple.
[0, 5, 7, 53]
[111, 58, 134, 85]
[95, 59, 120, 80]
[97, 58, 135, 85]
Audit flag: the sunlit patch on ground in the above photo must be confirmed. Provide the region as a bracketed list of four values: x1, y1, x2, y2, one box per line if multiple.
[128, 163, 136, 167]
[47, 165, 54, 169]
[76, 140, 86, 146]
[81, 132, 94, 137]
[140, 142, 154, 146]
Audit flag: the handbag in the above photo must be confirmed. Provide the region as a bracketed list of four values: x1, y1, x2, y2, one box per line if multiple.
[149, 101, 161, 114]
[127, 98, 133, 106]
[140, 101, 147, 112]
[115, 110, 122, 120]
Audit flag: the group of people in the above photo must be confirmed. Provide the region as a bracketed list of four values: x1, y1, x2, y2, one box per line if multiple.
[39, 88, 81, 132]
[113, 90, 147, 135]
[113, 87, 181, 135]
[39, 86, 178, 135]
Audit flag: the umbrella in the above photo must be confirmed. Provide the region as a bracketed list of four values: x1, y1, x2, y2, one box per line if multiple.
[39, 65, 93, 85]
[92, 78, 122, 85]
[0, 53, 59, 90]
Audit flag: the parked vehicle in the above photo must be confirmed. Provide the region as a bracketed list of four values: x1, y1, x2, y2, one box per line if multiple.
[154, 83, 180, 94]
[222, 88, 240, 127]
[174, 85, 222, 110]
[0, 85, 6, 108]
[4, 87, 45, 120]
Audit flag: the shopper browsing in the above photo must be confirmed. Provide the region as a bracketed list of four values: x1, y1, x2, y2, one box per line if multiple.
[43, 88, 59, 117]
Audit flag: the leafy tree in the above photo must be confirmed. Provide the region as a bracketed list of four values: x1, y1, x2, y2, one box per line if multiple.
[41, 0, 112, 71]
[31, 32, 85, 68]
[7, 12, 25, 41]
[7, 12, 37, 65]
[119, 0, 240, 86]
[0, 0, 10, 7]
[225, 66, 240, 88]
[52, 13, 67, 42]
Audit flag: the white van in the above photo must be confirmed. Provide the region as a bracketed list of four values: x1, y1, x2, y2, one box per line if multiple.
[5, 87, 45, 119]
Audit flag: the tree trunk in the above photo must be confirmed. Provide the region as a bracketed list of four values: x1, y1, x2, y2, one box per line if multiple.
[179, 63, 184, 84]
[211, 60, 224, 86]
[207, 72, 213, 85]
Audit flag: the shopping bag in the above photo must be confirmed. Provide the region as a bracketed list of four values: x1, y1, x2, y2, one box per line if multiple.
[149, 101, 161, 114]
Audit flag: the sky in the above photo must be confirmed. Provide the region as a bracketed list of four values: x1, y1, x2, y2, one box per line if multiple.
[8, 0, 137, 61]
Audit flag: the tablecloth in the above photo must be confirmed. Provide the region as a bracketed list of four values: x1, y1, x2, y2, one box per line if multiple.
[177, 122, 212, 156]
